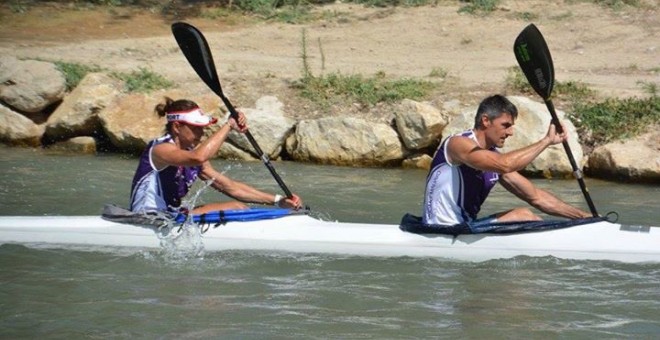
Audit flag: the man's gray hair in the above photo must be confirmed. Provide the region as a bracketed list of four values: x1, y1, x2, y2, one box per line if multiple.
[474, 95, 518, 128]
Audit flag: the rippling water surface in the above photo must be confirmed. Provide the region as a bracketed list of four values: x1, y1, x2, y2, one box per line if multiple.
[1, 146, 658, 338]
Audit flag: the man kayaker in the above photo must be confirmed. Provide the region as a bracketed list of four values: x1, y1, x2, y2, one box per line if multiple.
[423, 94, 591, 228]
[129, 97, 303, 214]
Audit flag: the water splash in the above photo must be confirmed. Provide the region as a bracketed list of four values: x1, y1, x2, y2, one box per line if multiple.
[156, 178, 219, 258]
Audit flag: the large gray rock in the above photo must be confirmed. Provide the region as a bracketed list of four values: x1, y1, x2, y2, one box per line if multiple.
[394, 99, 450, 150]
[287, 116, 405, 166]
[442, 96, 582, 177]
[47, 136, 97, 154]
[402, 153, 433, 169]
[228, 96, 295, 159]
[0, 104, 44, 147]
[0, 56, 66, 113]
[587, 131, 660, 182]
[44, 73, 122, 143]
[217, 142, 257, 161]
[99, 90, 221, 153]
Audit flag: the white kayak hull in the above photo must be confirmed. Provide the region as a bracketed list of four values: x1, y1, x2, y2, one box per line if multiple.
[0, 215, 657, 263]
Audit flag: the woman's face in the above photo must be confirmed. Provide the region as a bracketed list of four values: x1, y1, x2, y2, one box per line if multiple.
[174, 122, 205, 149]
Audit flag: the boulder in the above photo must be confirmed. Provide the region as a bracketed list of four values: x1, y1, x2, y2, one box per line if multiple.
[217, 142, 257, 161]
[587, 131, 660, 182]
[402, 153, 433, 170]
[43, 73, 122, 143]
[0, 104, 44, 147]
[394, 99, 449, 150]
[228, 96, 295, 159]
[99, 90, 220, 153]
[0, 56, 66, 113]
[47, 136, 97, 154]
[287, 116, 405, 166]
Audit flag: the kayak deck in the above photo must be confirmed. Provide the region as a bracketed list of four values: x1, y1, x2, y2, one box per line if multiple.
[0, 215, 657, 263]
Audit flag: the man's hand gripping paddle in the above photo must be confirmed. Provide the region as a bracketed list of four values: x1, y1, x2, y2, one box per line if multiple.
[171, 22, 293, 199]
[513, 23, 598, 217]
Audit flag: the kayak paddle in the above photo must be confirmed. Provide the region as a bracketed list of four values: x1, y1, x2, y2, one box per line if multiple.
[513, 23, 598, 217]
[171, 22, 293, 199]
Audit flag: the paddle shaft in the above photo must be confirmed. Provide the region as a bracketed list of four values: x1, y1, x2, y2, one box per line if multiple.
[220, 94, 294, 198]
[544, 99, 598, 217]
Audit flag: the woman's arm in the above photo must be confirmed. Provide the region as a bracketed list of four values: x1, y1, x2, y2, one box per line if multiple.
[199, 162, 302, 209]
[153, 123, 233, 168]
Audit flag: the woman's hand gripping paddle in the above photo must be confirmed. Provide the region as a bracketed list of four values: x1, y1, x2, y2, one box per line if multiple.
[513, 23, 598, 217]
[171, 22, 293, 199]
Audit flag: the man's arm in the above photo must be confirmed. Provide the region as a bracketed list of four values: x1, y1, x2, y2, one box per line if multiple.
[499, 171, 591, 219]
[448, 123, 566, 174]
[448, 136, 550, 173]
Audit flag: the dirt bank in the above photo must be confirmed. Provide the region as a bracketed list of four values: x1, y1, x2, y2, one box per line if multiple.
[0, 1, 657, 118]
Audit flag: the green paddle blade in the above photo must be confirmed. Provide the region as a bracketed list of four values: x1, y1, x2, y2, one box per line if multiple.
[513, 24, 555, 100]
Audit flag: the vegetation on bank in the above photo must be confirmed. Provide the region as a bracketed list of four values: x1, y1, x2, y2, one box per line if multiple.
[31, 0, 659, 148]
[110, 67, 174, 92]
[505, 67, 659, 146]
[55, 61, 172, 92]
[293, 29, 436, 109]
[6, 0, 654, 24]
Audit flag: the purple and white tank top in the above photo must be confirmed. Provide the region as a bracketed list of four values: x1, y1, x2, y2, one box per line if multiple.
[129, 134, 201, 212]
[423, 129, 500, 225]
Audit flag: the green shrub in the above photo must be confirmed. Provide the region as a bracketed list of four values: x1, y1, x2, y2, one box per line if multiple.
[429, 67, 448, 78]
[234, 0, 313, 22]
[637, 81, 658, 97]
[297, 72, 435, 108]
[504, 66, 659, 144]
[54, 61, 103, 91]
[111, 67, 173, 93]
[295, 29, 434, 108]
[505, 66, 594, 101]
[567, 0, 643, 10]
[571, 96, 659, 144]
[505, 66, 531, 94]
[344, 0, 436, 7]
[458, 0, 500, 14]
[554, 80, 594, 102]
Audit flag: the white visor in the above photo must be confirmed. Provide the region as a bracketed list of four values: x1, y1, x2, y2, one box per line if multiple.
[166, 108, 217, 127]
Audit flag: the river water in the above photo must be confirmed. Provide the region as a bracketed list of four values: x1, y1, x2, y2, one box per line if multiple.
[1, 146, 658, 338]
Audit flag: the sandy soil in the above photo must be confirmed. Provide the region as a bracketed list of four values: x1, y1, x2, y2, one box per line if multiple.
[0, 1, 657, 119]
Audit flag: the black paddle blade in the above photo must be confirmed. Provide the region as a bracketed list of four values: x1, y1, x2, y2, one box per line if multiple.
[171, 22, 224, 97]
[513, 24, 555, 99]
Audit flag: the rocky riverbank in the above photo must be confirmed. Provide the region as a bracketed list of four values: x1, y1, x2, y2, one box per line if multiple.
[0, 1, 658, 182]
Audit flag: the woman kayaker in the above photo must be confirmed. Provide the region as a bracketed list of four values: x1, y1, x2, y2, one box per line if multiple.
[129, 97, 303, 214]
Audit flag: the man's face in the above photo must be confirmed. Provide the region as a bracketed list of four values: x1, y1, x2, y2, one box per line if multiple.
[484, 113, 515, 148]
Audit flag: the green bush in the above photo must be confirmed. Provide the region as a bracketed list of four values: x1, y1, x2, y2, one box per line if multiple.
[54, 61, 103, 91]
[458, 0, 500, 14]
[505, 66, 658, 144]
[298, 72, 435, 108]
[567, 0, 643, 10]
[111, 67, 173, 93]
[554, 80, 594, 102]
[571, 96, 659, 144]
[233, 0, 315, 22]
[344, 0, 436, 7]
